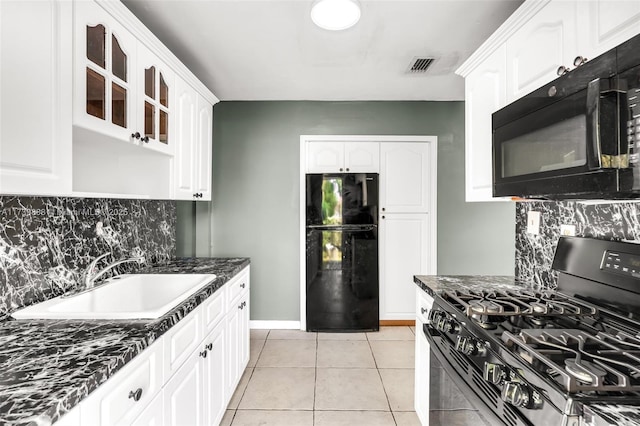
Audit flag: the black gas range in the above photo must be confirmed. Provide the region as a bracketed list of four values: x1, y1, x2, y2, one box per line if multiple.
[424, 236, 640, 426]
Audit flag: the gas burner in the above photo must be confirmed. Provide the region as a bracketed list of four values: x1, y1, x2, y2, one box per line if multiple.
[564, 359, 607, 384]
[469, 299, 504, 315]
[470, 314, 498, 329]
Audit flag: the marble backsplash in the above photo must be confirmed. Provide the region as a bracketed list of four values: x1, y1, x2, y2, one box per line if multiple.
[0, 197, 175, 319]
[516, 200, 640, 288]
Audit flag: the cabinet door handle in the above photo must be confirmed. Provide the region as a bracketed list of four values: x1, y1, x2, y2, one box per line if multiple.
[573, 55, 587, 67]
[200, 350, 208, 358]
[339, 168, 344, 172]
[421, 307, 428, 314]
[141, 135, 149, 143]
[382, 215, 385, 219]
[382, 207, 385, 211]
[131, 132, 141, 140]
[206, 343, 213, 350]
[346, 168, 350, 171]
[128, 388, 143, 402]
[557, 65, 570, 76]
[239, 303, 244, 310]
[240, 283, 246, 289]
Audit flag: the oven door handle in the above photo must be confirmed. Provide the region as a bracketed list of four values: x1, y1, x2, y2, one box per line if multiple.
[423, 325, 510, 426]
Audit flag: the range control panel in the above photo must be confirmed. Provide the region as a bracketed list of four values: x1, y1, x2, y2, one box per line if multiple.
[601, 250, 640, 278]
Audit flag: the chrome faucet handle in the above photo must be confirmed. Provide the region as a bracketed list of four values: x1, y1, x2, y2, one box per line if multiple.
[84, 252, 112, 287]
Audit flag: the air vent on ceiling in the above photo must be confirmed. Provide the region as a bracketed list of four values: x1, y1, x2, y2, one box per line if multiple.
[408, 57, 435, 73]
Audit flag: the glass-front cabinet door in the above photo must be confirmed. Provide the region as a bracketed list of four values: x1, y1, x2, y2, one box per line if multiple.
[137, 44, 174, 155]
[74, 0, 136, 141]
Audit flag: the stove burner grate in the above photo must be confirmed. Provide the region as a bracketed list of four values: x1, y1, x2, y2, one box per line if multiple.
[443, 289, 599, 319]
[502, 328, 640, 393]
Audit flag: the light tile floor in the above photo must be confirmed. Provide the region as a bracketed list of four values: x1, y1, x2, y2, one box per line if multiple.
[222, 326, 421, 426]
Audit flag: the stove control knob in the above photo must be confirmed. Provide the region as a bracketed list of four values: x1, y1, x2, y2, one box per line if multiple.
[427, 310, 443, 325]
[502, 381, 530, 408]
[442, 318, 460, 334]
[483, 362, 507, 385]
[455, 336, 487, 356]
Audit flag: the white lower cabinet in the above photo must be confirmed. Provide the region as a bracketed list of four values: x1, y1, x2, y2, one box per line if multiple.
[164, 349, 205, 426]
[415, 289, 434, 425]
[131, 392, 164, 426]
[225, 285, 250, 404]
[60, 266, 250, 426]
[204, 324, 227, 426]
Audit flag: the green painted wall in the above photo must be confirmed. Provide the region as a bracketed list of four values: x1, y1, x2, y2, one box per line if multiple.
[178, 101, 515, 321]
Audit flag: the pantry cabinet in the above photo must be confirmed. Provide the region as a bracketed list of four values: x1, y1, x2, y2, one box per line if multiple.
[57, 266, 250, 426]
[0, 0, 73, 196]
[306, 141, 380, 173]
[457, 0, 640, 202]
[379, 142, 432, 213]
[380, 213, 429, 320]
[301, 137, 437, 323]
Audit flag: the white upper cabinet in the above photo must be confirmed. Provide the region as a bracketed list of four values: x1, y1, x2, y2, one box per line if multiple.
[137, 44, 174, 155]
[0, 0, 217, 199]
[465, 45, 506, 202]
[306, 141, 379, 173]
[173, 78, 213, 201]
[457, 0, 640, 202]
[380, 142, 432, 213]
[0, 0, 73, 196]
[74, 0, 137, 142]
[506, 1, 579, 102]
[578, 0, 640, 60]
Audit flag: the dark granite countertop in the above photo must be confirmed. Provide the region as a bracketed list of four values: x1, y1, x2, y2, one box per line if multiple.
[413, 275, 543, 298]
[0, 257, 250, 426]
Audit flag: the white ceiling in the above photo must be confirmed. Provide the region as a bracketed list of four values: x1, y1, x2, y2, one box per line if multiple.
[122, 0, 523, 101]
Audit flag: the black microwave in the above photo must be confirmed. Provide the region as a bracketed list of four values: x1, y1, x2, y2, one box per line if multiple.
[492, 32, 640, 199]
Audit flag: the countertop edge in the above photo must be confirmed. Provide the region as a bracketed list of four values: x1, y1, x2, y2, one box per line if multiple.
[6, 257, 250, 426]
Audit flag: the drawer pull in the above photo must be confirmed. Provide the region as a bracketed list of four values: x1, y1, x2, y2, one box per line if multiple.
[128, 388, 143, 402]
[200, 350, 208, 358]
[240, 283, 246, 289]
[420, 307, 428, 314]
[206, 343, 213, 350]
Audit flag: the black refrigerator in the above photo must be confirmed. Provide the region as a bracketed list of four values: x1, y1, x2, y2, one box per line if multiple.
[305, 173, 379, 332]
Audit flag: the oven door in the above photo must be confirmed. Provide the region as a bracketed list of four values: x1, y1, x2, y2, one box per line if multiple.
[492, 51, 620, 198]
[423, 324, 527, 426]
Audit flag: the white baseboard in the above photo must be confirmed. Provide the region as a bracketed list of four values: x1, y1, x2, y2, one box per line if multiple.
[250, 320, 302, 330]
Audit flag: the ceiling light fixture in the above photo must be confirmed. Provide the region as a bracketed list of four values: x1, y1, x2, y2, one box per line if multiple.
[311, 0, 361, 31]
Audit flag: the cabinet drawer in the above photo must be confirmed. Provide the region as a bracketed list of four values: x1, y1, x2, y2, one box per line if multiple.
[164, 309, 201, 378]
[201, 287, 225, 336]
[416, 288, 434, 324]
[226, 268, 250, 310]
[80, 341, 163, 426]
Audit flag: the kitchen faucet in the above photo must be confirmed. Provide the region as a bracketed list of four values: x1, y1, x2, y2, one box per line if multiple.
[83, 252, 146, 290]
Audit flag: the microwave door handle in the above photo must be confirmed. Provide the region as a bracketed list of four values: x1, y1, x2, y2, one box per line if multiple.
[586, 78, 604, 169]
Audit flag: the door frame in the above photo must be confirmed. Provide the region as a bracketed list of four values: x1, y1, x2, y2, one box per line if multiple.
[299, 135, 438, 331]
